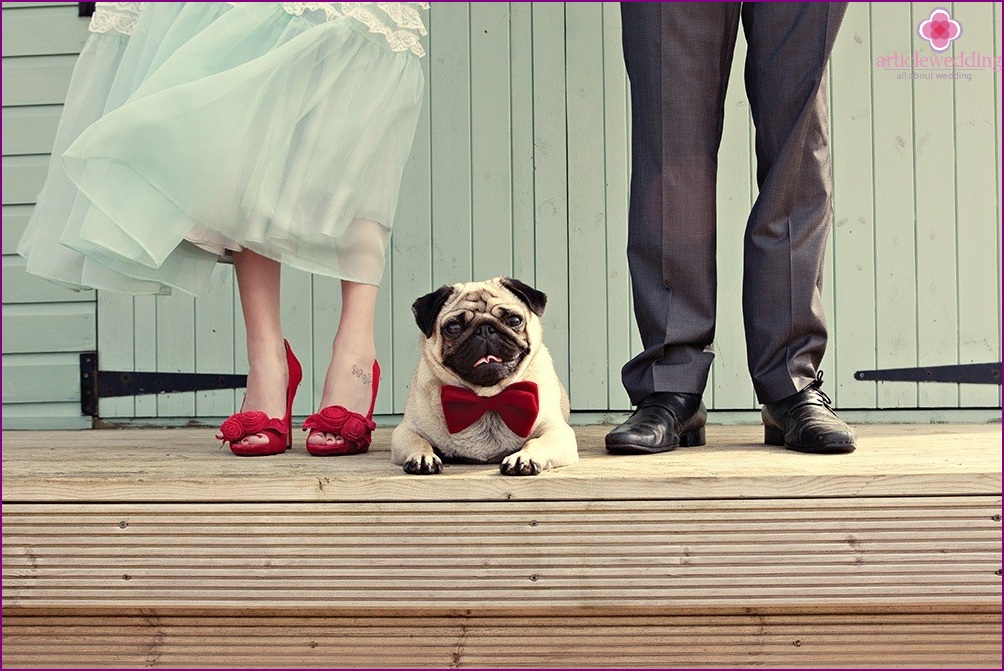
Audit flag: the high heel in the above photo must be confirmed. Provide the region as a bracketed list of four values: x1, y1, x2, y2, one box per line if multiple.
[218, 340, 302, 457]
[303, 361, 380, 456]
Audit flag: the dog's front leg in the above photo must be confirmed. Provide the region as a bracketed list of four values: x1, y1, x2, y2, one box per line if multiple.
[500, 422, 578, 476]
[391, 424, 443, 475]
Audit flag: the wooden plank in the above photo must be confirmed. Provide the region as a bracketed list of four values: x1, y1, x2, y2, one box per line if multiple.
[1, 105, 62, 155]
[871, 2, 919, 409]
[1, 352, 80, 403]
[951, 2, 1000, 409]
[1, 401, 89, 430]
[278, 267, 313, 420]
[2, 154, 47, 205]
[193, 265, 236, 418]
[509, 2, 534, 285]
[601, 3, 632, 412]
[531, 3, 570, 390]
[0, 424, 998, 502]
[2, 255, 93, 303]
[565, 3, 608, 410]
[830, 3, 877, 408]
[388, 47, 431, 414]
[2, 205, 33, 254]
[307, 273, 337, 416]
[95, 292, 134, 418]
[153, 293, 195, 418]
[712, 30, 757, 410]
[428, 2, 471, 286]
[132, 295, 157, 417]
[2, 496, 999, 613]
[1, 54, 77, 106]
[470, 2, 512, 280]
[1, 5, 87, 58]
[912, 2, 960, 407]
[2, 613, 998, 669]
[1, 302, 94, 354]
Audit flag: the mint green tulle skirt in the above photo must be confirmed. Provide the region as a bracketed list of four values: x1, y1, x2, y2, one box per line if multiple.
[19, 2, 426, 295]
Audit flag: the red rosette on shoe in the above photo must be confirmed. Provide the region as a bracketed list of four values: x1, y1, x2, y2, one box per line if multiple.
[217, 410, 270, 444]
[303, 405, 377, 455]
[217, 410, 288, 456]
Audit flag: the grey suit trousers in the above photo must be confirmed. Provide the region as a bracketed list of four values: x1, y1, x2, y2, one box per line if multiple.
[620, 1, 847, 406]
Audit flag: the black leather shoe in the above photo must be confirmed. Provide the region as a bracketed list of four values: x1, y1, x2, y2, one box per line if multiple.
[605, 392, 707, 454]
[762, 372, 855, 454]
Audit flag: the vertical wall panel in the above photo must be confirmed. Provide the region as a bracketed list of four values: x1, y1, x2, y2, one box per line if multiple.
[390, 47, 432, 413]
[912, 2, 962, 407]
[470, 2, 513, 281]
[509, 3, 535, 286]
[831, 4, 877, 408]
[566, 3, 608, 409]
[871, 2, 920, 409]
[531, 3, 570, 389]
[712, 30, 757, 410]
[153, 293, 195, 417]
[952, 2, 1001, 408]
[601, 3, 633, 412]
[429, 2, 472, 287]
[193, 266, 236, 418]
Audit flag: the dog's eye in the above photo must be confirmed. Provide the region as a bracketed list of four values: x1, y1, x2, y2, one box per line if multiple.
[505, 314, 523, 329]
[443, 321, 463, 337]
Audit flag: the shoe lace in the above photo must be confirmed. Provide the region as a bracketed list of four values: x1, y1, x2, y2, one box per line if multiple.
[807, 370, 834, 409]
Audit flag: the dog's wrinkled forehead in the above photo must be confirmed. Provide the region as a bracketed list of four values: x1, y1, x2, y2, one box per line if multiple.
[441, 282, 519, 317]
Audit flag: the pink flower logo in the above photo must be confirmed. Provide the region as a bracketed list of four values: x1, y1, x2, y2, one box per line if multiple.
[918, 7, 961, 52]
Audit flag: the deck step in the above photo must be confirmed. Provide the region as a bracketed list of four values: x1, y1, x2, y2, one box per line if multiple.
[3, 424, 1001, 668]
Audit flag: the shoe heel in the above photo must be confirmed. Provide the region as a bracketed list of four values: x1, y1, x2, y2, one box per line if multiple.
[283, 340, 302, 450]
[679, 426, 705, 447]
[764, 425, 785, 446]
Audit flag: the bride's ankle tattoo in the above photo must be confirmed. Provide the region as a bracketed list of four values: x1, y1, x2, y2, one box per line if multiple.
[352, 364, 372, 385]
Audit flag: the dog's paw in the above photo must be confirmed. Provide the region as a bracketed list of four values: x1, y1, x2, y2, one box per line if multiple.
[500, 453, 542, 476]
[403, 452, 443, 475]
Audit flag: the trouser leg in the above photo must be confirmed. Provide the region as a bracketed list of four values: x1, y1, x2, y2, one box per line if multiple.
[619, 2, 741, 405]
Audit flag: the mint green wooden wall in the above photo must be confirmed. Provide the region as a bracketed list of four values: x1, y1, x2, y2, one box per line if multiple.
[2, 2, 1001, 428]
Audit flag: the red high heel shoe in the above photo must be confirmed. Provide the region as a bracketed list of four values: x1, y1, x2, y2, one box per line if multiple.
[217, 340, 302, 457]
[303, 361, 380, 456]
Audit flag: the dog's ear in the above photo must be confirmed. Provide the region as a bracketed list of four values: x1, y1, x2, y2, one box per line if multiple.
[500, 277, 547, 317]
[412, 285, 455, 337]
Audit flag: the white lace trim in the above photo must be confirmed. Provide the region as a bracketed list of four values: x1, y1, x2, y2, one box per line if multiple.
[282, 2, 429, 56]
[88, 2, 143, 36]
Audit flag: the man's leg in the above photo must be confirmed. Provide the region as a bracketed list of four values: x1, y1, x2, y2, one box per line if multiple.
[619, 1, 741, 404]
[741, 2, 855, 453]
[608, 3, 740, 454]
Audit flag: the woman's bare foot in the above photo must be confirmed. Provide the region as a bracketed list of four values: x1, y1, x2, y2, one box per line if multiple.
[233, 340, 289, 450]
[305, 336, 377, 451]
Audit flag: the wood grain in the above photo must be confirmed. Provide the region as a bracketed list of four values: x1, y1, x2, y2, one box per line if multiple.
[2, 424, 998, 502]
[3, 613, 1000, 668]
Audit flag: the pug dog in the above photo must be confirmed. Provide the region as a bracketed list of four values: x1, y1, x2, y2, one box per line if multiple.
[391, 277, 578, 476]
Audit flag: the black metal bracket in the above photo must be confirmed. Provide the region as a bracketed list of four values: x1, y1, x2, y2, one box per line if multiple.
[80, 352, 249, 417]
[78, 2, 95, 18]
[854, 363, 1002, 385]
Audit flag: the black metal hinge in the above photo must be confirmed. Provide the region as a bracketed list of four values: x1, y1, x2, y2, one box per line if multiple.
[854, 362, 1002, 385]
[80, 352, 248, 417]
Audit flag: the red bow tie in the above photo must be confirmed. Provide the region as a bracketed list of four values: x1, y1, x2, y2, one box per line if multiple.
[440, 381, 540, 438]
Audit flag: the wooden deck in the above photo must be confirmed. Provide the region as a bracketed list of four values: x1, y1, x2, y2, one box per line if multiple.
[3, 423, 1001, 668]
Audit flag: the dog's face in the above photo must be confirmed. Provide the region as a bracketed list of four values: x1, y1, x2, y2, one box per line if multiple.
[412, 277, 547, 388]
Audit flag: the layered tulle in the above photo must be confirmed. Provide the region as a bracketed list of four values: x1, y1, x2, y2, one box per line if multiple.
[20, 2, 426, 295]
